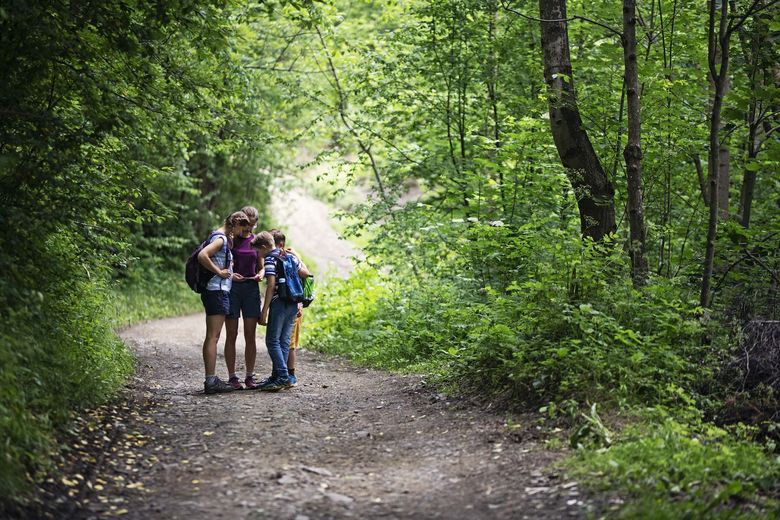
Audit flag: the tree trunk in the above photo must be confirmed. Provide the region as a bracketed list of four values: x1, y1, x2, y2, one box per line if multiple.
[622, 0, 649, 287]
[539, 0, 616, 241]
[739, 120, 759, 227]
[701, 0, 731, 308]
[737, 10, 773, 228]
[718, 141, 730, 219]
[486, 0, 504, 210]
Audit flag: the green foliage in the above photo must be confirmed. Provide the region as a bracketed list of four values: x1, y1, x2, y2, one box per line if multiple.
[0, 231, 132, 503]
[568, 410, 780, 518]
[0, 0, 283, 507]
[308, 219, 708, 408]
[111, 262, 201, 328]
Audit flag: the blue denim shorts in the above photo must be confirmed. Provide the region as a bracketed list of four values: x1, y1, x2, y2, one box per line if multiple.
[201, 290, 230, 316]
[227, 281, 261, 319]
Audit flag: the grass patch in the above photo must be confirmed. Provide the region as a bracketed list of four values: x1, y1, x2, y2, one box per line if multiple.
[111, 265, 201, 327]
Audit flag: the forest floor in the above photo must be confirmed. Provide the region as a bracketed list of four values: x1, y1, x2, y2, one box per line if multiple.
[25, 190, 612, 519]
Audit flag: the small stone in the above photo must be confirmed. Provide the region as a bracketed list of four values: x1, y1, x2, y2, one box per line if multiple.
[323, 492, 354, 506]
[302, 466, 333, 477]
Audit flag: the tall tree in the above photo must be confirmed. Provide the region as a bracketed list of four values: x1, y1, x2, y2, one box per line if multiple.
[538, 0, 616, 241]
[736, 8, 778, 228]
[701, 0, 731, 307]
[622, 0, 649, 286]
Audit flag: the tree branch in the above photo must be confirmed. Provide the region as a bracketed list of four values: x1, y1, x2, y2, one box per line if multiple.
[499, 0, 623, 38]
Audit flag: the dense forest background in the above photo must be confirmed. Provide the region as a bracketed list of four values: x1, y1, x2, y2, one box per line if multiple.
[1, 0, 778, 516]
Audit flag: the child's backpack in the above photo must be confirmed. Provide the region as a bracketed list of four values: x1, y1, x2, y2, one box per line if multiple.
[302, 275, 315, 308]
[273, 251, 305, 303]
[184, 231, 229, 293]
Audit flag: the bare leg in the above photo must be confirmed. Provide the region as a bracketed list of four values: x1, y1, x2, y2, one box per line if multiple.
[287, 349, 296, 371]
[224, 318, 239, 375]
[287, 314, 300, 371]
[243, 317, 258, 375]
[203, 314, 226, 376]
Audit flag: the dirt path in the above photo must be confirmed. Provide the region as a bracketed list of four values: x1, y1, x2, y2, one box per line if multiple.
[270, 188, 361, 279]
[35, 190, 600, 519]
[107, 317, 592, 519]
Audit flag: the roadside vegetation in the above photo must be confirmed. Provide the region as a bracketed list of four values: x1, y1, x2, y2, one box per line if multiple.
[2, 0, 778, 516]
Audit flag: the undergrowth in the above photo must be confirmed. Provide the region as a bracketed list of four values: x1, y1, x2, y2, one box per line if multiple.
[0, 232, 133, 508]
[568, 408, 780, 518]
[0, 249, 196, 510]
[111, 260, 201, 327]
[305, 219, 779, 517]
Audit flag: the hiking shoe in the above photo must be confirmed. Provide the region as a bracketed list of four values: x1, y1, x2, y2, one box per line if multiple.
[244, 374, 259, 390]
[258, 376, 289, 392]
[204, 377, 235, 395]
[228, 376, 243, 390]
[287, 374, 298, 387]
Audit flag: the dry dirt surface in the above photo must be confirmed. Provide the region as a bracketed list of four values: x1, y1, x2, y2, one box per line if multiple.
[22, 190, 606, 519]
[270, 187, 362, 279]
[94, 316, 595, 520]
[27, 311, 597, 520]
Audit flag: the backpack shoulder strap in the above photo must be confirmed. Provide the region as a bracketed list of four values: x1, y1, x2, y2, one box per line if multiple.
[207, 232, 230, 269]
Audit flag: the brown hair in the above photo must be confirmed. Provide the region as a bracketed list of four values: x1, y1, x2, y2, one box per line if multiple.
[241, 206, 259, 222]
[250, 231, 274, 251]
[270, 229, 285, 247]
[224, 211, 249, 232]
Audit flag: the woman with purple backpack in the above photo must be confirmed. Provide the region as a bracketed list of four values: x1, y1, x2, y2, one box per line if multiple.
[197, 211, 251, 394]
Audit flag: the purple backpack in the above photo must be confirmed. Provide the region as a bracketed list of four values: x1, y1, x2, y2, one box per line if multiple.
[184, 231, 229, 293]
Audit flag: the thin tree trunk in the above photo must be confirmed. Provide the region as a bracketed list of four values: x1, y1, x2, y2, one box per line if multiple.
[701, 0, 731, 308]
[739, 113, 759, 227]
[718, 142, 730, 219]
[486, 0, 504, 210]
[737, 10, 771, 228]
[539, 0, 616, 241]
[315, 27, 389, 206]
[622, 0, 649, 287]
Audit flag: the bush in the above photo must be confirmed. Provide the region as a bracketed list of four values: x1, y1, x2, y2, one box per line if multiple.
[307, 222, 709, 409]
[0, 232, 133, 506]
[111, 259, 201, 327]
[568, 409, 780, 518]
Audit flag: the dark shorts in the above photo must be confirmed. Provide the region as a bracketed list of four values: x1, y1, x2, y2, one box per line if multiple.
[201, 290, 230, 316]
[227, 281, 261, 319]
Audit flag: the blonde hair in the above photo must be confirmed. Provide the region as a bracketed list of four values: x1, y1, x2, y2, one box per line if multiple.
[250, 231, 274, 251]
[241, 206, 259, 221]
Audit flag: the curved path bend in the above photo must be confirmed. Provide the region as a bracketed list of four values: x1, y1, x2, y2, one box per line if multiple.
[53, 190, 597, 519]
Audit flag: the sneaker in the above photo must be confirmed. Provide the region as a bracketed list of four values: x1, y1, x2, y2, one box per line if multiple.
[287, 374, 298, 388]
[258, 376, 289, 392]
[204, 377, 235, 395]
[228, 376, 243, 390]
[244, 374, 259, 390]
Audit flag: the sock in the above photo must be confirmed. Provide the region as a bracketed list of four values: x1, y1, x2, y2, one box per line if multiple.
[206, 374, 218, 384]
[229, 373, 237, 380]
[288, 368, 296, 376]
[245, 372, 254, 379]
